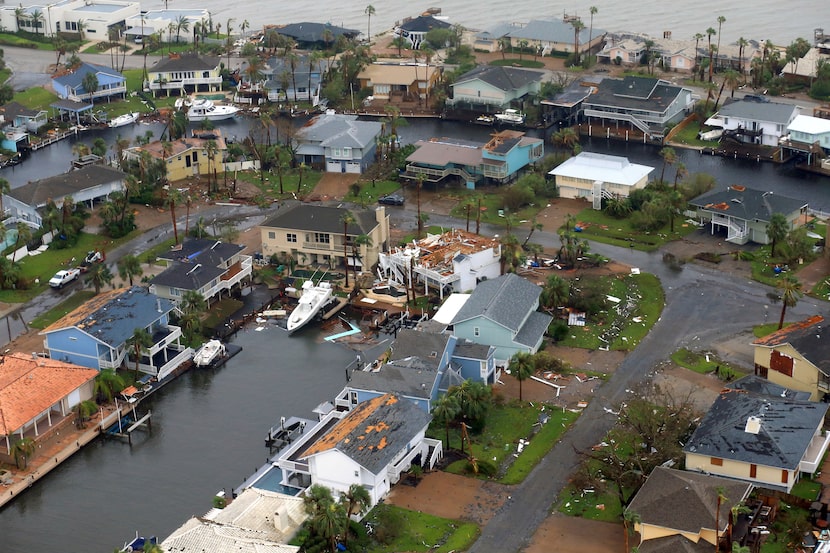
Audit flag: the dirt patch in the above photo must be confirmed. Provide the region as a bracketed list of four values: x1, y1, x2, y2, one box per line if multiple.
[307, 173, 359, 201]
[525, 512, 624, 553]
[385, 470, 511, 525]
[652, 365, 725, 413]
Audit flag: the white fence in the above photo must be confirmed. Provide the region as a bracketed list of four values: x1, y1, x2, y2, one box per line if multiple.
[224, 160, 260, 172]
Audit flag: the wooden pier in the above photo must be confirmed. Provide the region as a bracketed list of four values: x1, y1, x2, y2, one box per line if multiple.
[30, 127, 80, 151]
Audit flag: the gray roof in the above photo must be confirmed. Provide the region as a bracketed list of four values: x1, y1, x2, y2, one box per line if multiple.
[505, 19, 605, 44]
[688, 185, 808, 223]
[451, 273, 543, 332]
[718, 98, 800, 125]
[684, 388, 828, 470]
[452, 341, 492, 360]
[727, 375, 813, 401]
[52, 62, 124, 91]
[150, 239, 244, 292]
[295, 113, 382, 149]
[150, 54, 220, 73]
[399, 15, 451, 33]
[303, 394, 431, 474]
[453, 65, 543, 93]
[348, 358, 436, 400]
[261, 203, 379, 236]
[44, 286, 175, 348]
[752, 316, 830, 377]
[0, 101, 40, 121]
[639, 535, 715, 553]
[514, 311, 553, 347]
[627, 467, 751, 536]
[272, 22, 359, 43]
[7, 165, 126, 207]
[390, 329, 450, 370]
[585, 76, 687, 115]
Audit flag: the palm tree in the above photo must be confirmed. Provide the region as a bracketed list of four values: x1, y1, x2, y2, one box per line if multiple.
[706, 27, 717, 82]
[415, 173, 425, 238]
[432, 393, 460, 449]
[85, 262, 113, 294]
[340, 483, 371, 519]
[117, 254, 143, 286]
[126, 327, 153, 382]
[541, 274, 570, 312]
[0, 177, 10, 216]
[693, 33, 705, 77]
[30, 9, 43, 36]
[340, 211, 355, 288]
[76, 19, 87, 41]
[552, 127, 580, 154]
[225, 17, 235, 68]
[715, 16, 726, 76]
[364, 5, 375, 42]
[571, 18, 585, 67]
[673, 162, 688, 190]
[94, 368, 125, 403]
[315, 500, 347, 553]
[180, 290, 207, 316]
[658, 147, 677, 185]
[623, 510, 641, 553]
[508, 351, 535, 401]
[12, 438, 35, 470]
[766, 213, 789, 257]
[737, 37, 748, 75]
[587, 7, 598, 62]
[351, 234, 372, 281]
[167, 188, 182, 244]
[81, 72, 99, 103]
[777, 275, 803, 330]
[175, 15, 190, 43]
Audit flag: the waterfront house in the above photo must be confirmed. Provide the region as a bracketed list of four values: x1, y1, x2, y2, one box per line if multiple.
[447, 65, 543, 112]
[123, 135, 225, 181]
[0, 0, 140, 38]
[52, 62, 127, 103]
[0, 353, 98, 467]
[0, 101, 47, 153]
[124, 9, 208, 43]
[780, 114, 830, 164]
[2, 165, 127, 227]
[687, 185, 808, 245]
[41, 286, 192, 380]
[582, 76, 695, 140]
[270, 22, 359, 49]
[162, 487, 305, 552]
[540, 78, 597, 128]
[683, 388, 830, 492]
[393, 13, 451, 50]
[146, 53, 223, 96]
[149, 238, 253, 306]
[449, 273, 552, 364]
[752, 316, 830, 401]
[548, 151, 654, 206]
[292, 113, 382, 174]
[279, 394, 440, 508]
[259, 204, 390, 271]
[626, 467, 753, 552]
[505, 18, 606, 57]
[378, 229, 502, 300]
[780, 47, 830, 83]
[403, 130, 544, 189]
[705, 98, 800, 147]
[357, 61, 441, 105]
[264, 54, 327, 105]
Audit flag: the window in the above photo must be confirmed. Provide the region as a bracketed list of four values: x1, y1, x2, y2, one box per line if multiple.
[473, 327, 480, 337]
[286, 233, 297, 243]
[710, 457, 723, 466]
[354, 470, 359, 477]
[313, 233, 330, 244]
[267, 231, 275, 239]
[781, 470, 788, 484]
[750, 464, 757, 478]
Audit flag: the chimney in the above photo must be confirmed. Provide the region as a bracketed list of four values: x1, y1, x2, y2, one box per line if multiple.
[745, 415, 762, 434]
[274, 504, 289, 532]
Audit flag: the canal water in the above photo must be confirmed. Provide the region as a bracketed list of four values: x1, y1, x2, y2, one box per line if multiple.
[0, 325, 363, 553]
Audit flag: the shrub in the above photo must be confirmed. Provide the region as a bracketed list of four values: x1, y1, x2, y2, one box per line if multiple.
[501, 183, 535, 211]
[547, 320, 570, 342]
[212, 495, 227, 509]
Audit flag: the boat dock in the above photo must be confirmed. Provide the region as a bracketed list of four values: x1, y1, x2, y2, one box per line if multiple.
[106, 409, 153, 445]
[321, 297, 348, 320]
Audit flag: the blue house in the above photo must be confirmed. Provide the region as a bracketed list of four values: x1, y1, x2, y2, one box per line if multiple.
[293, 113, 382, 174]
[329, 329, 497, 415]
[52, 62, 127, 103]
[450, 273, 552, 364]
[0, 101, 47, 152]
[264, 54, 327, 105]
[40, 286, 193, 380]
[404, 130, 544, 189]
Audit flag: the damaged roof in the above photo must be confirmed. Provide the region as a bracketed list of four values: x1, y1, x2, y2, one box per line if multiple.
[301, 394, 430, 474]
[727, 374, 813, 401]
[42, 286, 175, 347]
[753, 316, 830, 377]
[150, 239, 244, 291]
[348, 358, 437, 399]
[638, 535, 714, 553]
[627, 466, 751, 537]
[689, 185, 807, 222]
[684, 388, 828, 470]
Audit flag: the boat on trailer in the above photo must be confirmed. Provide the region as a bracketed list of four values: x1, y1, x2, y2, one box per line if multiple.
[193, 339, 227, 367]
[287, 277, 334, 334]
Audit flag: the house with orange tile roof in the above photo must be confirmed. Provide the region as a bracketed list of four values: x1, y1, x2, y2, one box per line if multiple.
[123, 134, 225, 182]
[0, 352, 98, 466]
[276, 394, 440, 508]
[40, 286, 193, 380]
[752, 315, 830, 401]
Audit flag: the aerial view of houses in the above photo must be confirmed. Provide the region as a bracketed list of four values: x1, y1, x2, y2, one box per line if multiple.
[1, 3, 830, 553]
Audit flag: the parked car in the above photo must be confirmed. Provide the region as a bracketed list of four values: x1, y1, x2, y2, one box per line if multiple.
[49, 268, 80, 288]
[378, 193, 405, 206]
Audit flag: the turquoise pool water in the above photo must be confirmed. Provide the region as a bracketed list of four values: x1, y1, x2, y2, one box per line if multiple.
[250, 466, 302, 495]
[1, 228, 17, 251]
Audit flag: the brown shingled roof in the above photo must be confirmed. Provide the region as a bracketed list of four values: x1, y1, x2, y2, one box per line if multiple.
[0, 353, 98, 434]
[303, 394, 399, 457]
[42, 288, 126, 333]
[753, 315, 824, 346]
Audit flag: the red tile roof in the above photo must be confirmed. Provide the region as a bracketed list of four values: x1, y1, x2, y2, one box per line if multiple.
[753, 315, 824, 346]
[0, 353, 99, 434]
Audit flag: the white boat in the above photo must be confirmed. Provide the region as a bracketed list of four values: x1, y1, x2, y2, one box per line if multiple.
[193, 339, 227, 367]
[287, 280, 334, 334]
[108, 112, 139, 128]
[494, 109, 525, 125]
[187, 98, 240, 122]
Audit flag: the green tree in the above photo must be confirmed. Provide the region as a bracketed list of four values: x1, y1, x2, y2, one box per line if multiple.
[81, 71, 99, 103]
[117, 254, 143, 286]
[167, 188, 182, 245]
[0, 177, 9, 216]
[94, 368, 125, 403]
[364, 5, 375, 42]
[85, 262, 113, 294]
[623, 510, 641, 553]
[715, 15, 726, 76]
[706, 26, 717, 82]
[12, 438, 35, 470]
[658, 147, 676, 186]
[587, 7, 598, 61]
[432, 393, 460, 449]
[508, 351, 535, 401]
[340, 483, 371, 519]
[126, 327, 153, 382]
[776, 275, 803, 330]
[766, 213, 789, 257]
[11, 222, 32, 264]
[175, 14, 190, 43]
[447, 379, 491, 434]
[541, 274, 570, 311]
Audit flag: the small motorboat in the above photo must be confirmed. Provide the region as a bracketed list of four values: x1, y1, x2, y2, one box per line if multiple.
[494, 109, 525, 125]
[187, 98, 240, 122]
[108, 112, 139, 128]
[193, 339, 227, 367]
[287, 280, 334, 334]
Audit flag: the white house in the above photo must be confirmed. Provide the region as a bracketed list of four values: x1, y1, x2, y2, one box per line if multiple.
[378, 229, 501, 299]
[124, 9, 209, 43]
[0, 0, 140, 38]
[781, 114, 830, 165]
[549, 152, 654, 207]
[706, 98, 801, 147]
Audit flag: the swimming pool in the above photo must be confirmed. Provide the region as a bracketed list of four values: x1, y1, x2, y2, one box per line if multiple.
[250, 466, 303, 495]
[0, 228, 17, 251]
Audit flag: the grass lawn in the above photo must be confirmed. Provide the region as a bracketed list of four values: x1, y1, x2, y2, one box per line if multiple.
[362, 504, 479, 553]
[564, 207, 696, 252]
[791, 478, 822, 501]
[670, 348, 744, 380]
[753, 322, 787, 338]
[489, 58, 545, 69]
[202, 298, 244, 330]
[342, 180, 402, 205]
[557, 273, 665, 351]
[668, 119, 721, 148]
[436, 402, 579, 484]
[29, 291, 97, 329]
[813, 276, 830, 302]
[448, 189, 546, 227]
[12, 86, 59, 112]
[0, 68, 11, 84]
[240, 168, 320, 200]
[0, 32, 55, 50]
[558, 487, 623, 522]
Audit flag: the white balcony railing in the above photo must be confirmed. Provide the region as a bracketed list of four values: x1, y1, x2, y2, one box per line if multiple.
[800, 431, 830, 474]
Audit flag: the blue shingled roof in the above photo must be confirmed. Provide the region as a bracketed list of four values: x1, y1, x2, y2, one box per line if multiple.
[53, 62, 125, 92]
